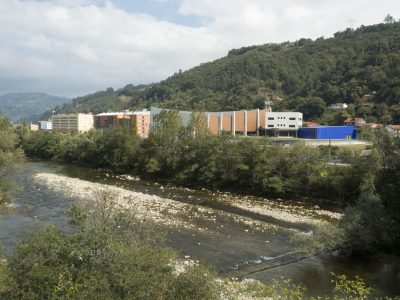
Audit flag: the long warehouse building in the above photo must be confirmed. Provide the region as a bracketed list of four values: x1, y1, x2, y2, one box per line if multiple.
[150, 107, 303, 136]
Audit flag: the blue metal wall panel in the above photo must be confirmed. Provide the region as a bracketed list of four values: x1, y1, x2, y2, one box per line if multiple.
[298, 127, 316, 139]
[298, 126, 356, 140]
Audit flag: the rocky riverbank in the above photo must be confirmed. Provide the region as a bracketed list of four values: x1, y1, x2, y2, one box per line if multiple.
[33, 172, 339, 234]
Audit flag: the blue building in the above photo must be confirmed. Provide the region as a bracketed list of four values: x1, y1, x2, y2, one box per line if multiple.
[298, 126, 357, 140]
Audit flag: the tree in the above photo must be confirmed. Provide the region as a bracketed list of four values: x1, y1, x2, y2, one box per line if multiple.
[297, 97, 327, 121]
[0, 113, 24, 205]
[0, 190, 220, 299]
[384, 14, 396, 24]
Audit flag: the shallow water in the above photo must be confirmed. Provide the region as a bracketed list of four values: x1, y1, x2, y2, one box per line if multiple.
[1, 161, 399, 297]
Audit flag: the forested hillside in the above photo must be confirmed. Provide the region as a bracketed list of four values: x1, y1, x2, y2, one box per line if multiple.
[48, 21, 400, 124]
[0, 93, 69, 122]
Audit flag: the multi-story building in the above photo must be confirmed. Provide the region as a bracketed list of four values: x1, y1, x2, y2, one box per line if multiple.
[52, 113, 94, 133]
[38, 120, 52, 131]
[150, 107, 303, 137]
[94, 110, 150, 138]
[265, 112, 303, 130]
[29, 123, 39, 131]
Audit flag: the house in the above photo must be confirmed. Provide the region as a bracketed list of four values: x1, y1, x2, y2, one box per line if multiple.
[343, 117, 366, 127]
[367, 123, 383, 132]
[303, 121, 320, 127]
[328, 103, 348, 110]
[386, 124, 400, 137]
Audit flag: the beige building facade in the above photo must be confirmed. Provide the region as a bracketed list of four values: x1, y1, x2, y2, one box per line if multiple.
[52, 113, 94, 133]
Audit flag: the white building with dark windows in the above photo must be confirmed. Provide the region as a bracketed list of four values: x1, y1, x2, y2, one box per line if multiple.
[265, 112, 303, 129]
[38, 120, 52, 131]
[264, 112, 303, 137]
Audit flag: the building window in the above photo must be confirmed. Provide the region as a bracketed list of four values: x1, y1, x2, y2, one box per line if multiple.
[268, 117, 274, 120]
[268, 125, 274, 127]
[289, 125, 295, 128]
[289, 117, 295, 120]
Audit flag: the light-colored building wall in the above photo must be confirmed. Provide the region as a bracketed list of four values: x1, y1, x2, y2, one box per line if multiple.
[38, 121, 52, 131]
[247, 110, 257, 132]
[52, 113, 94, 133]
[265, 112, 303, 130]
[29, 123, 39, 131]
[235, 111, 245, 132]
[209, 115, 219, 135]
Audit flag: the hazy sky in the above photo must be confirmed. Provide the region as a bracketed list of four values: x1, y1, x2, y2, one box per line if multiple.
[0, 0, 400, 97]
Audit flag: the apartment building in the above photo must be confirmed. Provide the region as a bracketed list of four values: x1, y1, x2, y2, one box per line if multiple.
[52, 113, 94, 133]
[94, 110, 150, 138]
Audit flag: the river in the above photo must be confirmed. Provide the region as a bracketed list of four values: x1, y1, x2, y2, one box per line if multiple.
[1, 161, 399, 297]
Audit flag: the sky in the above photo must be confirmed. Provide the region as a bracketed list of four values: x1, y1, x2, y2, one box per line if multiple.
[0, 0, 400, 98]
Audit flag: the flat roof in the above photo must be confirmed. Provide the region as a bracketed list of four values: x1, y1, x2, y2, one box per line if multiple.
[95, 111, 150, 116]
[301, 126, 355, 129]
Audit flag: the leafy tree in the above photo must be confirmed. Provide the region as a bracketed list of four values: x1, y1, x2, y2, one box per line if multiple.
[0, 113, 24, 205]
[384, 14, 396, 24]
[0, 190, 219, 299]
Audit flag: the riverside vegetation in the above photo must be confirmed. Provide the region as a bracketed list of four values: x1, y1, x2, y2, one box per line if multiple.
[18, 110, 400, 257]
[0, 188, 384, 299]
[0, 112, 399, 298]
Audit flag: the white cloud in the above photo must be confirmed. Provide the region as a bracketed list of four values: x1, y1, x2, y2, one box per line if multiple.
[0, 0, 399, 97]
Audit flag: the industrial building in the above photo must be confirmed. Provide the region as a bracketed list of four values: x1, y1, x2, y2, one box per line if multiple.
[298, 126, 357, 140]
[150, 107, 361, 140]
[94, 110, 150, 138]
[150, 107, 303, 137]
[52, 113, 94, 133]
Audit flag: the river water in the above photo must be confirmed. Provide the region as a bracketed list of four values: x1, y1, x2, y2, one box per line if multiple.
[1, 161, 399, 297]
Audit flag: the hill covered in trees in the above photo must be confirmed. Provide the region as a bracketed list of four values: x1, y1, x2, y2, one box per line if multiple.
[48, 20, 400, 124]
[0, 93, 69, 123]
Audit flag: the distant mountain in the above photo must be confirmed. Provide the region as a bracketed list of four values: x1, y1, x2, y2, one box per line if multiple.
[47, 21, 400, 124]
[40, 85, 149, 120]
[0, 92, 70, 123]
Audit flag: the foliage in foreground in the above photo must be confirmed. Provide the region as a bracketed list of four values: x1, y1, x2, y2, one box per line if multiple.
[0, 188, 398, 299]
[0, 113, 24, 205]
[0, 190, 219, 300]
[18, 109, 400, 256]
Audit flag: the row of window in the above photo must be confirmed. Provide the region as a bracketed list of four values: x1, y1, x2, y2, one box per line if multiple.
[268, 125, 296, 128]
[267, 117, 301, 121]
